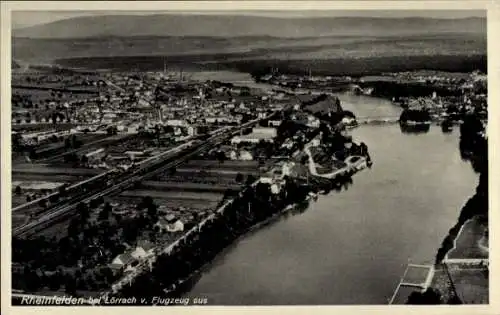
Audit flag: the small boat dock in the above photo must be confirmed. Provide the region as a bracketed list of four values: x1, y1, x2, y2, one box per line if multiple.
[388, 263, 435, 305]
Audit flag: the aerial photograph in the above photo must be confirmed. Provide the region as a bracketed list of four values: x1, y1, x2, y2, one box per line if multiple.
[9, 8, 488, 306]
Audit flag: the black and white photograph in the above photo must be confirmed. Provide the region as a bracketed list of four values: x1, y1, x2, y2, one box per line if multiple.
[2, 1, 492, 308]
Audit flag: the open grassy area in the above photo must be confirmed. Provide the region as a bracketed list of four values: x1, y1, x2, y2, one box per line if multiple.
[449, 268, 489, 304]
[13, 214, 29, 227]
[140, 181, 242, 193]
[12, 174, 88, 184]
[35, 218, 73, 241]
[182, 159, 261, 173]
[115, 192, 222, 210]
[13, 87, 96, 103]
[12, 165, 102, 176]
[447, 217, 488, 260]
[430, 263, 488, 304]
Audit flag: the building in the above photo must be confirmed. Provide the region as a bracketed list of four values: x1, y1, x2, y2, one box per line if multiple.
[205, 116, 233, 124]
[239, 150, 253, 161]
[186, 126, 196, 136]
[109, 252, 137, 272]
[131, 241, 156, 259]
[268, 120, 282, 127]
[125, 150, 146, 160]
[165, 119, 186, 127]
[12, 181, 65, 194]
[301, 94, 343, 117]
[231, 127, 277, 145]
[252, 127, 277, 137]
[84, 148, 106, 163]
[230, 149, 254, 161]
[155, 216, 185, 233]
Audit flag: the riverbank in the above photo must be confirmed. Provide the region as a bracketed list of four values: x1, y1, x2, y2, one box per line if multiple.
[402, 112, 488, 305]
[171, 198, 313, 299]
[113, 166, 361, 302]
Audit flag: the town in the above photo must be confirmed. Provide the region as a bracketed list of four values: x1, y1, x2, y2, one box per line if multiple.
[12, 64, 375, 301]
[7, 9, 491, 308]
[11, 62, 488, 306]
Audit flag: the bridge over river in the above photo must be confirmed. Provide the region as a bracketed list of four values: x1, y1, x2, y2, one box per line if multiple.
[355, 115, 401, 125]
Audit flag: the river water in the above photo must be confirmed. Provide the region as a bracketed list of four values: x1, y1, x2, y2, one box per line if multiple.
[185, 91, 479, 305]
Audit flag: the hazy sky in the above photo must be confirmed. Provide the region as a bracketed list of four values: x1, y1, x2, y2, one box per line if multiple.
[12, 10, 486, 29]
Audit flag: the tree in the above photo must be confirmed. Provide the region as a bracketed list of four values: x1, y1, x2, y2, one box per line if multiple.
[245, 174, 256, 186]
[235, 172, 244, 184]
[80, 155, 89, 165]
[76, 202, 90, 221]
[123, 222, 139, 244]
[216, 151, 226, 164]
[15, 185, 22, 195]
[107, 126, 115, 135]
[140, 196, 154, 209]
[65, 274, 77, 296]
[48, 274, 62, 291]
[255, 182, 272, 203]
[49, 194, 59, 203]
[24, 267, 41, 292]
[38, 199, 47, 208]
[406, 288, 442, 304]
[147, 203, 158, 218]
[68, 218, 81, 238]
[58, 184, 68, 197]
[99, 202, 112, 221]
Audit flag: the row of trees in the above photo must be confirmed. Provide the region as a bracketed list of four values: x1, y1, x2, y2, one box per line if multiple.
[118, 176, 313, 301]
[13, 263, 118, 295]
[118, 167, 357, 302]
[13, 195, 161, 294]
[432, 113, 487, 304]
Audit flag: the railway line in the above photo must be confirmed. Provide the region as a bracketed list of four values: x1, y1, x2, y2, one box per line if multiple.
[13, 116, 269, 239]
[13, 140, 208, 238]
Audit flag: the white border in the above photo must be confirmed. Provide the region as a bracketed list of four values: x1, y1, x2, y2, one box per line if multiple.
[1, 1, 498, 315]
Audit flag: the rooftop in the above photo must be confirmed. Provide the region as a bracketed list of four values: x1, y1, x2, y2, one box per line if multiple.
[302, 94, 343, 116]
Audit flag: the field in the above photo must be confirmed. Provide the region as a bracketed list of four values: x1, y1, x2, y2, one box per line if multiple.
[119, 190, 222, 204]
[447, 218, 488, 260]
[181, 159, 261, 171]
[140, 181, 242, 193]
[12, 164, 102, 177]
[50, 54, 486, 78]
[11, 173, 85, 184]
[43, 134, 134, 165]
[12, 31, 486, 76]
[34, 218, 76, 241]
[15, 133, 110, 162]
[448, 267, 489, 304]
[431, 263, 488, 304]
[12, 123, 76, 132]
[12, 87, 96, 103]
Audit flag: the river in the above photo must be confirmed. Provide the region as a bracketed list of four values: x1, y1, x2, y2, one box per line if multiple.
[184, 92, 478, 305]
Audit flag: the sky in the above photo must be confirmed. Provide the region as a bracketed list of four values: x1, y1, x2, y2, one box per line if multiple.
[12, 10, 486, 29]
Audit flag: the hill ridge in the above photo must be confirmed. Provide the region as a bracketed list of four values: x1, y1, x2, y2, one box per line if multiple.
[13, 14, 486, 39]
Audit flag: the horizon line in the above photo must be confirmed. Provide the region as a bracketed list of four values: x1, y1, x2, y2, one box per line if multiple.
[12, 10, 486, 30]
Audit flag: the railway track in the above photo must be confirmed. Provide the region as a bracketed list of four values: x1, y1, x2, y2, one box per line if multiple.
[12, 123, 255, 239]
[13, 142, 208, 238]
